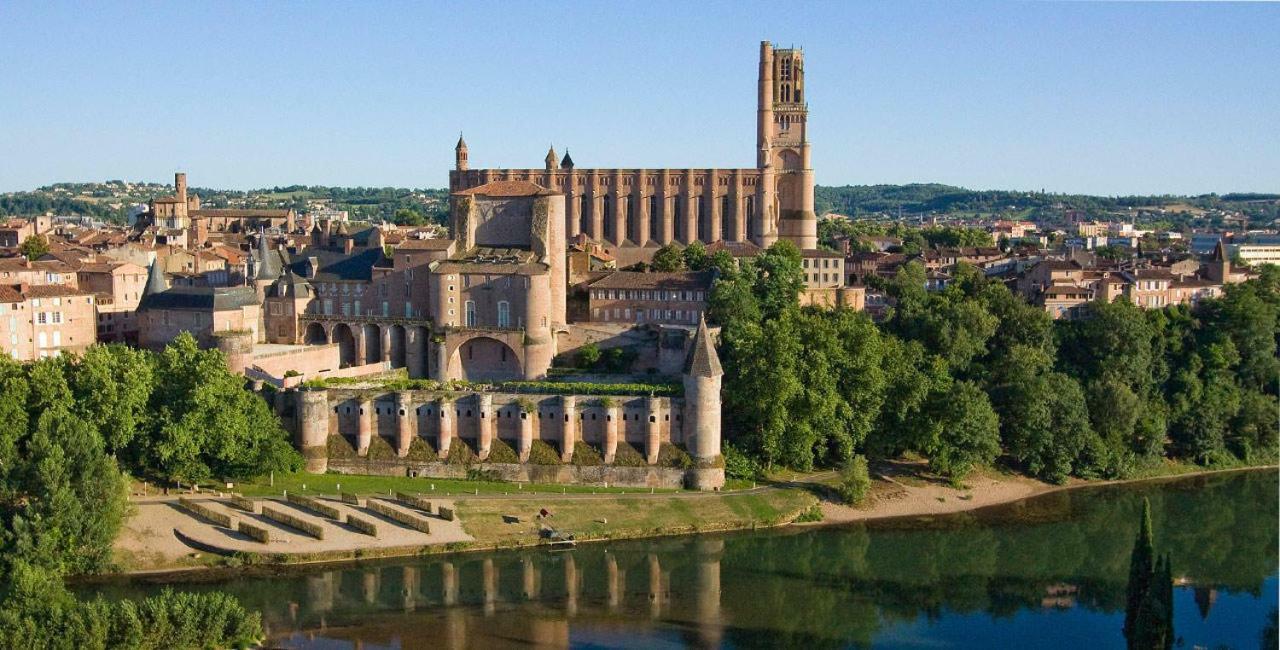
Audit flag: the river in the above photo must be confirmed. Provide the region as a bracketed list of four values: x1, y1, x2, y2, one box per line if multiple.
[84, 469, 1278, 649]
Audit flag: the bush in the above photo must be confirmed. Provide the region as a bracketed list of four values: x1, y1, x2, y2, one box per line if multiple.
[404, 436, 436, 461]
[367, 499, 431, 533]
[571, 443, 604, 466]
[612, 441, 648, 467]
[656, 443, 693, 469]
[527, 439, 562, 465]
[286, 492, 341, 519]
[723, 443, 762, 480]
[237, 521, 269, 543]
[837, 455, 871, 506]
[327, 434, 357, 459]
[395, 492, 433, 513]
[795, 505, 824, 522]
[228, 493, 257, 513]
[579, 342, 602, 367]
[466, 467, 503, 482]
[446, 440, 477, 466]
[261, 506, 324, 539]
[485, 438, 519, 464]
[177, 498, 232, 528]
[346, 514, 378, 536]
[365, 435, 396, 460]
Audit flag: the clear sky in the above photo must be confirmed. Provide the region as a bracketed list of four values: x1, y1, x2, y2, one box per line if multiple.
[1, 1, 1276, 195]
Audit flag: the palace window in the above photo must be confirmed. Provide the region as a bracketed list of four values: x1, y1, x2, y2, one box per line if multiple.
[497, 301, 510, 328]
[465, 300, 476, 327]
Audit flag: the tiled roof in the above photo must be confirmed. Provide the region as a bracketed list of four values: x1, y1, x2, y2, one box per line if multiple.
[454, 180, 558, 198]
[684, 317, 722, 377]
[140, 285, 258, 311]
[589, 270, 716, 291]
[191, 209, 292, 218]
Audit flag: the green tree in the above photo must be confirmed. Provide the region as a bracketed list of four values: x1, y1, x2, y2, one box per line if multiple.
[837, 455, 871, 505]
[651, 244, 684, 272]
[18, 235, 48, 260]
[682, 240, 708, 271]
[143, 333, 300, 482]
[68, 344, 155, 456]
[923, 380, 1001, 480]
[392, 207, 427, 226]
[1124, 498, 1174, 649]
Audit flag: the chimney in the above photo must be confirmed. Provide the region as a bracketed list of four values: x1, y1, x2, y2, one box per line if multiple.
[306, 257, 318, 279]
[343, 237, 354, 255]
[175, 172, 188, 205]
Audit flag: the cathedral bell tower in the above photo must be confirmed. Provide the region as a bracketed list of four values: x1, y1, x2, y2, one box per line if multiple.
[455, 134, 469, 171]
[756, 41, 816, 250]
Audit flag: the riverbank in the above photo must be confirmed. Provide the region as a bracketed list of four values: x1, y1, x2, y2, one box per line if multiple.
[105, 461, 1276, 578]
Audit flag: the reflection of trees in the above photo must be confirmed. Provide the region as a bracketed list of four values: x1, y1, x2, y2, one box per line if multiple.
[74, 471, 1276, 644]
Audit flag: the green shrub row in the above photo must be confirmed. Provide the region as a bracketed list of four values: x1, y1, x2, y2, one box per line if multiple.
[262, 506, 325, 539]
[346, 514, 378, 537]
[286, 492, 341, 519]
[228, 494, 257, 513]
[238, 521, 270, 543]
[177, 498, 232, 528]
[439, 506, 456, 521]
[368, 500, 432, 533]
[340, 492, 361, 505]
[395, 492, 433, 513]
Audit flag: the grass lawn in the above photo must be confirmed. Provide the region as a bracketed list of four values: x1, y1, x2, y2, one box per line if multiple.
[454, 488, 816, 547]
[235, 471, 679, 498]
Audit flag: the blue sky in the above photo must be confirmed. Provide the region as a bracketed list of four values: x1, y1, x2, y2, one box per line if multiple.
[1, 1, 1276, 195]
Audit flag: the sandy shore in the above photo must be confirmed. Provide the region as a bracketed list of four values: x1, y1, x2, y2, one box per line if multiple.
[109, 463, 1275, 576]
[816, 463, 1277, 526]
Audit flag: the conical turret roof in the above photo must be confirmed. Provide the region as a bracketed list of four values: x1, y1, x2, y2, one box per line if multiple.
[255, 231, 281, 280]
[560, 149, 575, 169]
[684, 315, 723, 378]
[143, 258, 168, 296]
[455, 133, 467, 150]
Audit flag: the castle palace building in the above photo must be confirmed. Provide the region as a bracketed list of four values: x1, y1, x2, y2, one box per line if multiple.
[448, 41, 816, 266]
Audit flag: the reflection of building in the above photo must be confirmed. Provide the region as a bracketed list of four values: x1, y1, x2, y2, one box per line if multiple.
[448, 41, 817, 265]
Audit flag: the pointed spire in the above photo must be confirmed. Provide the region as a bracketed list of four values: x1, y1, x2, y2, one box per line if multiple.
[254, 229, 281, 280]
[545, 144, 558, 169]
[143, 258, 168, 296]
[455, 132, 467, 150]
[1213, 238, 1227, 262]
[560, 148, 575, 169]
[684, 315, 723, 378]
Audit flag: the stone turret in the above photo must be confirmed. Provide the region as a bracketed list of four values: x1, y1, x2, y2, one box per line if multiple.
[296, 389, 330, 472]
[455, 134, 469, 171]
[682, 316, 725, 490]
[560, 149, 575, 170]
[545, 145, 558, 171]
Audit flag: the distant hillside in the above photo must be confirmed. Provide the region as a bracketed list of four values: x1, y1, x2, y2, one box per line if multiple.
[3, 179, 1275, 229]
[0, 182, 450, 226]
[815, 183, 1279, 225]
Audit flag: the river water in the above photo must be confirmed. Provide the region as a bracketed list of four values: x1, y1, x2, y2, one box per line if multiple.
[86, 470, 1277, 649]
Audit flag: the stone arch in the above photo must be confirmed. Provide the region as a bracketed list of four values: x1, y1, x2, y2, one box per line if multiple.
[387, 324, 407, 368]
[445, 333, 523, 381]
[304, 322, 328, 345]
[332, 323, 356, 367]
[362, 324, 382, 364]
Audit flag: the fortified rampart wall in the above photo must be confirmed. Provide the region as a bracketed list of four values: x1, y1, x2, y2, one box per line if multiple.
[277, 386, 724, 490]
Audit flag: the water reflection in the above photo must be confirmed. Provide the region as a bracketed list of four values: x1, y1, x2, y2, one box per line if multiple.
[86, 470, 1278, 649]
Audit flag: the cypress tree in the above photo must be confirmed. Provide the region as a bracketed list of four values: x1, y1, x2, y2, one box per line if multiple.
[1124, 498, 1155, 644]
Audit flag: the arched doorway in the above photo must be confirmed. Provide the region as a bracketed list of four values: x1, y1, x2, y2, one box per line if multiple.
[362, 324, 382, 364]
[304, 322, 328, 345]
[387, 325, 406, 369]
[332, 323, 356, 367]
[450, 336, 522, 381]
